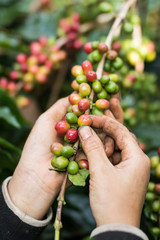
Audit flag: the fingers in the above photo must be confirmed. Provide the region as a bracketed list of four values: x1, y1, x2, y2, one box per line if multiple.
[104, 137, 114, 157]
[109, 94, 124, 123]
[78, 126, 112, 176]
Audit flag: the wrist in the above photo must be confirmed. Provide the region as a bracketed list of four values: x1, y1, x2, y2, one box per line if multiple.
[8, 167, 57, 220]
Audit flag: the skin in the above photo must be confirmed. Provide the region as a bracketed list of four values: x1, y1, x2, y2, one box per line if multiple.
[78, 116, 150, 227]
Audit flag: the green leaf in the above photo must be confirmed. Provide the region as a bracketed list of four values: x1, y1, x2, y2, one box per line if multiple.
[0, 137, 21, 154]
[79, 169, 89, 180]
[0, 107, 20, 128]
[68, 173, 86, 186]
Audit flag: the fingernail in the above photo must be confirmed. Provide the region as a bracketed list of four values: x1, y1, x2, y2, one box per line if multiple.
[79, 126, 92, 140]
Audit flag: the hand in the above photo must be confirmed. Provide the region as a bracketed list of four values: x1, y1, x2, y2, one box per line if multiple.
[78, 115, 150, 228]
[8, 97, 70, 220]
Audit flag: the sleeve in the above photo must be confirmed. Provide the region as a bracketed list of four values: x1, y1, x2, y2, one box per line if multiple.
[90, 223, 149, 240]
[0, 177, 53, 240]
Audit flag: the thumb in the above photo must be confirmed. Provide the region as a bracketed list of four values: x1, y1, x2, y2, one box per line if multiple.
[78, 126, 112, 176]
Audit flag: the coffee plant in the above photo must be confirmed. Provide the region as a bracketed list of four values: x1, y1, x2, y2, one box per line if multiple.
[0, 0, 160, 240]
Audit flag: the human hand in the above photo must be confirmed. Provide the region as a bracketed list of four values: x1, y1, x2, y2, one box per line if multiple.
[8, 97, 70, 220]
[78, 115, 150, 228]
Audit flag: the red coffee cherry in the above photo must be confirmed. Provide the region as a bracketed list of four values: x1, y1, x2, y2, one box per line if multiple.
[86, 70, 97, 82]
[78, 159, 89, 170]
[69, 93, 82, 105]
[55, 120, 70, 136]
[71, 105, 84, 116]
[39, 36, 48, 46]
[16, 53, 27, 64]
[84, 42, 93, 53]
[106, 50, 118, 60]
[112, 41, 121, 51]
[78, 114, 92, 126]
[9, 71, 19, 81]
[78, 98, 90, 111]
[82, 60, 93, 74]
[98, 42, 108, 53]
[66, 128, 78, 143]
[158, 147, 160, 157]
[95, 99, 109, 110]
[71, 80, 80, 91]
[154, 184, 160, 195]
[7, 82, 16, 91]
[30, 42, 42, 55]
[0, 77, 8, 89]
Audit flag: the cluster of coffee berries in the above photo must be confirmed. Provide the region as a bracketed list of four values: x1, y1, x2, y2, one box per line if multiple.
[0, 36, 66, 107]
[51, 41, 122, 181]
[58, 13, 83, 50]
[50, 142, 89, 174]
[144, 148, 160, 238]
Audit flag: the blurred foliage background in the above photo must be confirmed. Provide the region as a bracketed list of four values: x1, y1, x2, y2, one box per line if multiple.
[0, 0, 160, 239]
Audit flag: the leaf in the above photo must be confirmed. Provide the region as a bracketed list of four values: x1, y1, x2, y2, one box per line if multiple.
[0, 137, 21, 154]
[79, 169, 89, 180]
[68, 173, 86, 186]
[0, 107, 20, 128]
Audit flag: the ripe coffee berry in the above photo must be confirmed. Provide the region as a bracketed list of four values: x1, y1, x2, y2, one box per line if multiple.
[86, 70, 97, 82]
[67, 161, 79, 175]
[66, 128, 78, 143]
[78, 114, 92, 126]
[71, 105, 84, 116]
[71, 65, 83, 77]
[98, 42, 108, 53]
[16, 53, 27, 64]
[55, 120, 70, 136]
[10, 71, 19, 81]
[84, 42, 93, 53]
[96, 99, 109, 110]
[71, 80, 79, 90]
[50, 142, 63, 156]
[65, 112, 78, 124]
[82, 60, 93, 74]
[69, 93, 82, 105]
[78, 159, 89, 170]
[158, 147, 160, 157]
[78, 98, 90, 111]
[154, 184, 160, 195]
[107, 50, 118, 60]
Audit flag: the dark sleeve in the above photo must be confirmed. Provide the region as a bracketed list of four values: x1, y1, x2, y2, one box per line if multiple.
[92, 231, 143, 240]
[0, 184, 45, 240]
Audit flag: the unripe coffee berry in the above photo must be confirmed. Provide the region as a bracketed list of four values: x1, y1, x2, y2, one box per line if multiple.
[150, 156, 159, 169]
[69, 93, 82, 105]
[97, 89, 108, 99]
[155, 164, 160, 178]
[84, 42, 93, 53]
[108, 73, 119, 82]
[71, 105, 83, 117]
[123, 22, 133, 33]
[98, 2, 112, 13]
[106, 50, 118, 60]
[71, 80, 79, 90]
[78, 114, 92, 126]
[92, 50, 102, 62]
[147, 182, 155, 192]
[112, 57, 123, 69]
[96, 99, 109, 110]
[66, 128, 78, 143]
[78, 98, 90, 111]
[92, 81, 102, 93]
[98, 42, 108, 53]
[105, 81, 118, 93]
[100, 75, 110, 84]
[79, 83, 91, 97]
[61, 146, 74, 158]
[92, 106, 104, 115]
[50, 142, 63, 156]
[104, 61, 111, 71]
[82, 60, 93, 74]
[76, 75, 87, 84]
[152, 200, 160, 212]
[54, 156, 69, 169]
[78, 159, 89, 170]
[86, 70, 97, 82]
[55, 120, 70, 136]
[65, 113, 78, 124]
[67, 161, 79, 175]
[71, 65, 83, 77]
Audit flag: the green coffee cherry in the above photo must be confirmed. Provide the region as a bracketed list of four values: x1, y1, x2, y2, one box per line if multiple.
[123, 22, 133, 33]
[76, 75, 87, 84]
[104, 61, 111, 71]
[91, 41, 99, 49]
[61, 146, 74, 158]
[100, 75, 110, 84]
[92, 106, 104, 115]
[145, 192, 156, 201]
[105, 81, 118, 93]
[55, 156, 69, 169]
[87, 53, 94, 63]
[147, 182, 155, 192]
[65, 113, 78, 124]
[150, 227, 160, 236]
[92, 81, 102, 93]
[97, 89, 108, 99]
[150, 156, 159, 169]
[152, 200, 160, 212]
[98, 2, 112, 13]
[67, 161, 79, 175]
[108, 74, 119, 82]
[91, 50, 102, 62]
[155, 164, 160, 178]
[51, 157, 57, 168]
[112, 57, 123, 69]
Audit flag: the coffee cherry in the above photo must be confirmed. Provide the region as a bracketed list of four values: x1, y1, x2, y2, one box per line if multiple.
[92, 50, 102, 62]
[50, 142, 63, 156]
[61, 146, 74, 158]
[97, 89, 108, 99]
[78, 98, 90, 111]
[86, 70, 97, 82]
[123, 22, 133, 33]
[67, 161, 79, 174]
[79, 83, 91, 97]
[39, 36, 48, 46]
[139, 142, 146, 152]
[51, 157, 57, 168]
[96, 99, 109, 110]
[152, 200, 160, 212]
[106, 50, 118, 60]
[0, 78, 8, 89]
[112, 41, 121, 51]
[69, 93, 82, 105]
[154, 184, 160, 195]
[98, 42, 108, 53]
[92, 41, 99, 49]
[71, 65, 83, 77]
[65, 113, 78, 124]
[10, 71, 19, 81]
[156, 164, 160, 178]
[78, 159, 89, 170]
[150, 227, 160, 237]
[92, 81, 102, 93]
[30, 42, 42, 55]
[54, 156, 69, 169]
[147, 182, 155, 192]
[84, 42, 93, 53]
[16, 53, 27, 64]
[108, 73, 119, 82]
[100, 75, 110, 84]
[150, 156, 159, 169]
[87, 53, 94, 63]
[82, 60, 93, 74]
[158, 147, 160, 157]
[76, 75, 87, 84]
[71, 105, 83, 116]
[112, 57, 123, 69]
[145, 192, 156, 201]
[7, 82, 16, 92]
[55, 120, 70, 136]
[105, 81, 118, 93]
[92, 106, 104, 115]
[71, 80, 79, 90]
[98, 2, 112, 13]
[104, 60, 111, 71]
[78, 114, 92, 126]
[66, 128, 78, 143]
